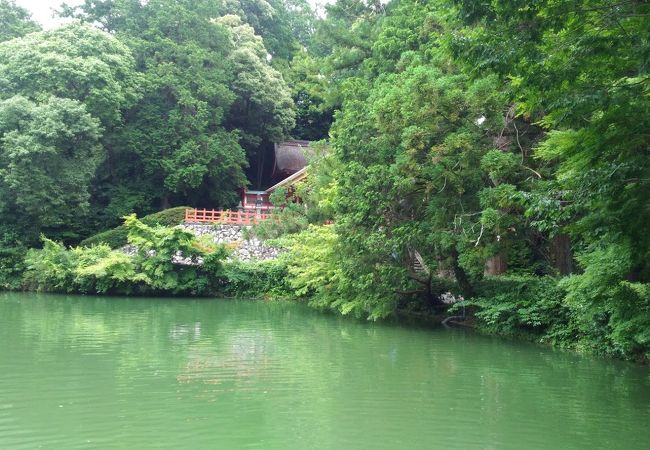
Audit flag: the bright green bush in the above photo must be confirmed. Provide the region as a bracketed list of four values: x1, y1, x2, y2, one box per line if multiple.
[279, 225, 401, 320]
[80, 206, 189, 248]
[24, 215, 228, 296]
[73, 246, 141, 294]
[23, 238, 77, 292]
[123, 214, 226, 294]
[24, 214, 295, 299]
[23, 241, 141, 294]
[251, 205, 311, 240]
[561, 242, 650, 360]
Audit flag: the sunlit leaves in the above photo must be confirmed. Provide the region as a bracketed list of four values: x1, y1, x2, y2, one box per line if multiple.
[0, 24, 142, 126]
[0, 0, 40, 42]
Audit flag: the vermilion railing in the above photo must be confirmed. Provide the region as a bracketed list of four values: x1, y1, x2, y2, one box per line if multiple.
[184, 208, 273, 225]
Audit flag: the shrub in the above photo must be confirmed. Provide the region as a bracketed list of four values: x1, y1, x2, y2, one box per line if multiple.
[80, 206, 189, 248]
[456, 243, 650, 361]
[78, 227, 129, 249]
[0, 231, 27, 290]
[561, 242, 650, 360]
[453, 275, 575, 345]
[250, 203, 311, 240]
[219, 259, 291, 298]
[24, 215, 228, 296]
[278, 225, 400, 320]
[23, 238, 78, 292]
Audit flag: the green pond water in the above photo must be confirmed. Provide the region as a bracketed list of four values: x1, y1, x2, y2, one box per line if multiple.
[0, 293, 649, 449]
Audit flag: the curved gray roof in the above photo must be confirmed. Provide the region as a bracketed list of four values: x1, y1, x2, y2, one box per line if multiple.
[273, 140, 310, 177]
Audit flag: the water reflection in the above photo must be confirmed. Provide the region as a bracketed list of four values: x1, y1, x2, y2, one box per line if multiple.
[0, 293, 649, 449]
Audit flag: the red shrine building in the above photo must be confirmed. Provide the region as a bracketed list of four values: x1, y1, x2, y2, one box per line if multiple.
[239, 140, 310, 212]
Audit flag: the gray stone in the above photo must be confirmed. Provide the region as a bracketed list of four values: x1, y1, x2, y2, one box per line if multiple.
[178, 223, 281, 262]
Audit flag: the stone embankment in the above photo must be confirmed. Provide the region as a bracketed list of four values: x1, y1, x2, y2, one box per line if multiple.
[121, 224, 280, 264]
[179, 223, 280, 262]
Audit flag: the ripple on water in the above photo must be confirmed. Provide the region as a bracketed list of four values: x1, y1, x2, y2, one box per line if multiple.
[0, 293, 649, 449]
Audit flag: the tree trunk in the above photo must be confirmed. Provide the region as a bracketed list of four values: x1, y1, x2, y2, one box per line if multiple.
[551, 233, 573, 275]
[451, 249, 475, 298]
[484, 253, 507, 276]
[256, 145, 265, 190]
[160, 195, 171, 210]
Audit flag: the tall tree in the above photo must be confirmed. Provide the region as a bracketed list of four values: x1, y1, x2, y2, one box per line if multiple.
[0, 0, 40, 42]
[449, 0, 650, 275]
[0, 24, 141, 242]
[218, 14, 295, 187]
[0, 24, 141, 127]
[0, 96, 102, 240]
[222, 0, 314, 61]
[63, 0, 295, 212]
[287, 0, 554, 317]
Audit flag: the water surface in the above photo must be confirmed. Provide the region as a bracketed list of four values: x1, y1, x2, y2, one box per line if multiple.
[0, 293, 649, 449]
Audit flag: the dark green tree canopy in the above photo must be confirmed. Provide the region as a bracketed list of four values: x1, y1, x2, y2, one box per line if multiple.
[218, 14, 295, 147]
[0, 23, 142, 242]
[0, 95, 102, 237]
[59, 0, 295, 214]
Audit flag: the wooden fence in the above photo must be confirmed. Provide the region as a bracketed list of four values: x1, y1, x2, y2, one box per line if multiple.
[184, 208, 273, 225]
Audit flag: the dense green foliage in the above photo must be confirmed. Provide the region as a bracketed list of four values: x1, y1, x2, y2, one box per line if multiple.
[271, 0, 650, 360]
[23, 214, 290, 299]
[0, 0, 306, 248]
[80, 206, 189, 248]
[63, 0, 296, 216]
[452, 276, 573, 345]
[0, 96, 102, 236]
[219, 259, 291, 298]
[2, 0, 649, 361]
[24, 215, 228, 295]
[0, 24, 141, 243]
[0, 0, 39, 41]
